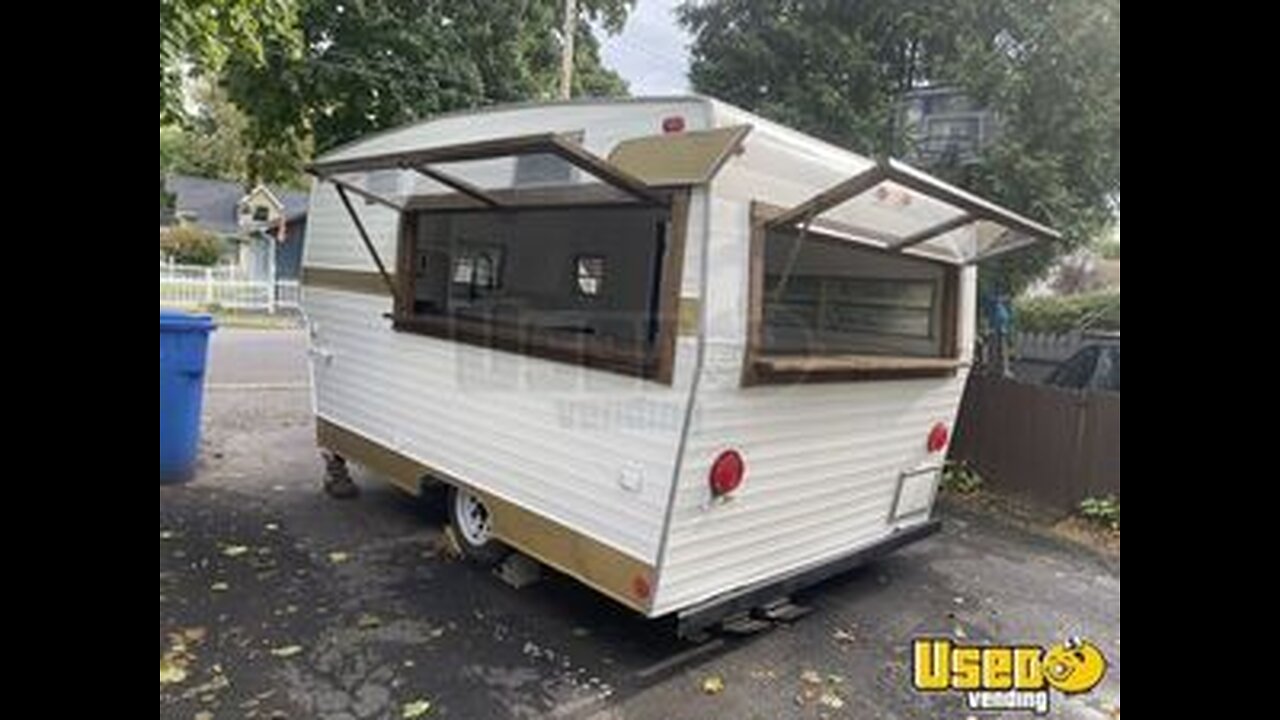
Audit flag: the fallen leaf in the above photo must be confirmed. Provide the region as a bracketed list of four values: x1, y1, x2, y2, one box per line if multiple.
[357, 613, 382, 629]
[440, 527, 463, 560]
[832, 628, 856, 644]
[181, 674, 231, 701]
[819, 690, 845, 709]
[700, 675, 725, 695]
[270, 645, 303, 658]
[800, 670, 823, 686]
[160, 530, 175, 540]
[826, 674, 844, 685]
[264, 523, 280, 532]
[402, 699, 433, 718]
[160, 655, 188, 685]
[182, 627, 208, 644]
[223, 545, 250, 557]
[328, 551, 350, 564]
[210, 582, 230, 592]
[194, 712, 214, 720]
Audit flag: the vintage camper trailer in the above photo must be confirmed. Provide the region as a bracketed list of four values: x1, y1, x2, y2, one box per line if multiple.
[301, 97, 1058, 634]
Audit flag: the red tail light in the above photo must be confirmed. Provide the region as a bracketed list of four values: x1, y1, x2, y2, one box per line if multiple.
[631, 574, 652, 600]
[709, 450, 745, 496]
[927, 423, 950, 454]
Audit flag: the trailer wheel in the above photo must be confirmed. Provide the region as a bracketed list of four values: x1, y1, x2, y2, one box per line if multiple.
[447, 486, 508, 566]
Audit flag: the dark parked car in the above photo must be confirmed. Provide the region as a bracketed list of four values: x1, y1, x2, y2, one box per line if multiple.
[1045, 342, 1120, 393]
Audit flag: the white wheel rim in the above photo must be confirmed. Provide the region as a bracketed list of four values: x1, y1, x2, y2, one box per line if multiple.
[454, 490, 493, 546]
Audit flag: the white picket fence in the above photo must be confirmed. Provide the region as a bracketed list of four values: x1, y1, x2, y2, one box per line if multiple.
[160, 264, 301, 313]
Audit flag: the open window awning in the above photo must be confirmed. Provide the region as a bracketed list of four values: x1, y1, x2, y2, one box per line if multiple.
[307, 133, 670, 211]
[764, 158, 1061, 264]
[304, 128, 754, 299]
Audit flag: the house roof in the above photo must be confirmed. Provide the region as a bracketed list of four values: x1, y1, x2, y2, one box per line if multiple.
[279, 189, 308, 221]
[164, 174, 308, 235]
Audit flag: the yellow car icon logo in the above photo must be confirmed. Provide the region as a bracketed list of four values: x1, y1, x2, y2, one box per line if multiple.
[1042, 637, 1107, 694]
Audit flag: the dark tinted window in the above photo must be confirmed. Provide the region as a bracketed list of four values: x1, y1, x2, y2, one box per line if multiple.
[410, 206, 667, 354]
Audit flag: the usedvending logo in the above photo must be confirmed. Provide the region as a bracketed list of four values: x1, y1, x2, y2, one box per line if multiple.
[912, 637, 1107, 715]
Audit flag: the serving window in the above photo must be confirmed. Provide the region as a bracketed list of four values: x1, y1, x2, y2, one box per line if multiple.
[746, 215, 961, 385]
[395, 202, 683, 381]
[744, 158, 1061, 385]
[305, 133, 706, 383]
[763, 229, 950, 357]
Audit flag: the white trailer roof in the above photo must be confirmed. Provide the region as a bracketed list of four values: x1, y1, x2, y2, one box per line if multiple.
[309, 96, 1060, 264]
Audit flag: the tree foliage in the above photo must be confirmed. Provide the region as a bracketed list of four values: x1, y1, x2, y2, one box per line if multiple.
[161, 81, 311, 187]
[224, 0, 633, 154]
[160, 0, 300, 121]
[679, 0, 1120, 291]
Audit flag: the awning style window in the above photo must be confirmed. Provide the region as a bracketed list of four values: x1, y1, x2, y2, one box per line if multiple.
[307, 133, 668, 212]
[765, 158, 1061, 264]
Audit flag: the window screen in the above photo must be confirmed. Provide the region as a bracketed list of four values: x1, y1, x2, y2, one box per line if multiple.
[762, 229, 951, 357]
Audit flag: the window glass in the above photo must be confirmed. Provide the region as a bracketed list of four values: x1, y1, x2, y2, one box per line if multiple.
[761, 229, 950, 357]
[407, 206, 668, 359]
[576, 256, 606, 297]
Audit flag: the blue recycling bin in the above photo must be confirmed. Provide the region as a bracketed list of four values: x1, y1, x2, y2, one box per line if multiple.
[160, 309, 216, 483]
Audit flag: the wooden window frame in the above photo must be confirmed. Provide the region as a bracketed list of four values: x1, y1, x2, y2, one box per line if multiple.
[391, 191, 689, 385]
[743, 202, 962, 386]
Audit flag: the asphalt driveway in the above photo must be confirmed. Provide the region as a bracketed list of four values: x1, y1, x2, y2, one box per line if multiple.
[160, 329, 1120, 719]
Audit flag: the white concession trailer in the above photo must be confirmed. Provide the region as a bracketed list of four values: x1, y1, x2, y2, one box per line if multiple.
[301, 96, 1058, 634]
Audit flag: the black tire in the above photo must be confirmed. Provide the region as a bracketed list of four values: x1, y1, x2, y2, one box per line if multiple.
[446, 485, 509, 566]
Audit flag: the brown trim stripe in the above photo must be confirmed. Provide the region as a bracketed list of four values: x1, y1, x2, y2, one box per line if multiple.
[316, 417, 423, 495]
[314, 417, 655, 613]
[302, 267, 395, 296]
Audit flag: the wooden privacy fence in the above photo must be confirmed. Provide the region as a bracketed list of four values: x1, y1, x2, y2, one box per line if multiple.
[950, 373, 1120, 511]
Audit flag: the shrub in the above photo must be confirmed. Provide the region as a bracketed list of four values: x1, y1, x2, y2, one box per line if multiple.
[160, 225, 224, 266]
[1078, 495, 1120, 531]
[1015, 291, 1120, 334]
[941, 461, 983, 494]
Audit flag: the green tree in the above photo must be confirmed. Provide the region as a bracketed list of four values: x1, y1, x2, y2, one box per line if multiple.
[680, 0, 1120, 291]
[160, 0, 300, 121]
[225, 0, 633, 155]
[161, 81, 312, 187]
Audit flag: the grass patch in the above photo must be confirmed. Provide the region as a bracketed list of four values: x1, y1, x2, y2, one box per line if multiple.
[941, 461, 984, 495]
[210, 311, 302, 330]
